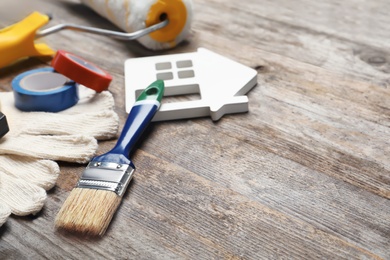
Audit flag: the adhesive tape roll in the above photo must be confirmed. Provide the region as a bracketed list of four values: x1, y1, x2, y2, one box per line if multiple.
[12, 68, 79, 112]
[80, 0, 193, 50]
[51, 50, 112, 92]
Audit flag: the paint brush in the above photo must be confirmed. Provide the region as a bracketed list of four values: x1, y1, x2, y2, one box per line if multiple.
[55, 80, 164, 236]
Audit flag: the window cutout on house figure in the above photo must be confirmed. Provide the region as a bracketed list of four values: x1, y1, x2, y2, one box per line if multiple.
[156, 72, 174, 80]
[176, 60, 193, 68]
[155, 62, 172, 70]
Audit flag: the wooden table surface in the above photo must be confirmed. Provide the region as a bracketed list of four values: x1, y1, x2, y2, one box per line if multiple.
[1, 0, 389, 259]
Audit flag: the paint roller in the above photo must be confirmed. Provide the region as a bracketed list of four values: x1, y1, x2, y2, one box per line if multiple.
[0, 0, 193, 68]
[80, 0, 193, 50]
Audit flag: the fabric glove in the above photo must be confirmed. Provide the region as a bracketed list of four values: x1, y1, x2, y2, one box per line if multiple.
[0, 86, 119, 226]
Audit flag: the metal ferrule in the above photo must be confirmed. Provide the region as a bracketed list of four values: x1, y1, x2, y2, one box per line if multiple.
[77, 162, 135, 196]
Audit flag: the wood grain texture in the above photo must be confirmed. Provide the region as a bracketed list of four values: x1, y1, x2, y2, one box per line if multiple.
[0, 0, 389, 259]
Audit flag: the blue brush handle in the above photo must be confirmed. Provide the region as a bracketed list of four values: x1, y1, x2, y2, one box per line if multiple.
[110, 102, 159, 157]
[92, 80, 164, 165]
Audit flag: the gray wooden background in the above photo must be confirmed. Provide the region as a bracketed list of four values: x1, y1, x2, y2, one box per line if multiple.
[0, 0, 389, 259]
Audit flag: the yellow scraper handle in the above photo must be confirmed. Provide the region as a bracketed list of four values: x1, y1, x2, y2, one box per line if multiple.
[0, 12, 55, 69]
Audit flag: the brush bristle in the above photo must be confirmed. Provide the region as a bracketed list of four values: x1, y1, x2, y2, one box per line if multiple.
[55, 188, 122, 236]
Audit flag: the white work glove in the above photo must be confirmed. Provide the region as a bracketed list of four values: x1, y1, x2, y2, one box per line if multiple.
[0, 86, 119, 226]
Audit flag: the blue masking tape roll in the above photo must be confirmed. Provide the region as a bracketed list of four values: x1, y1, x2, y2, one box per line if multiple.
[12, 68, 79, 112]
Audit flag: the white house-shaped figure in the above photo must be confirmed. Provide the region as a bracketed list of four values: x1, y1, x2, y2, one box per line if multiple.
[125, 48, 257, 121]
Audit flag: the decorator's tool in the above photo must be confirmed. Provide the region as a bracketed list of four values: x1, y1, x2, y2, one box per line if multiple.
[0, 112, 9, 138]
[12, 68, 79, 112]
[0, 12, 55, 69]
[125, 48, 258, 121]
[80, 0, 193, 50]
[55, 80, 164, 236]
[0, 0, 193, 69]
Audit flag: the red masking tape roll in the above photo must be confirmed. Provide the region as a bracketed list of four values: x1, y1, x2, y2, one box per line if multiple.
[51, 50, 112, 92]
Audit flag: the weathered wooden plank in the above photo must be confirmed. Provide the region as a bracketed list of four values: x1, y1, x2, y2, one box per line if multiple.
[1, 152, 384, 259]
[194, 0, 390, 88]
[0, 0, 389, 259]
[191, 32, 390, 197]
[142, 120, 390, 257]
